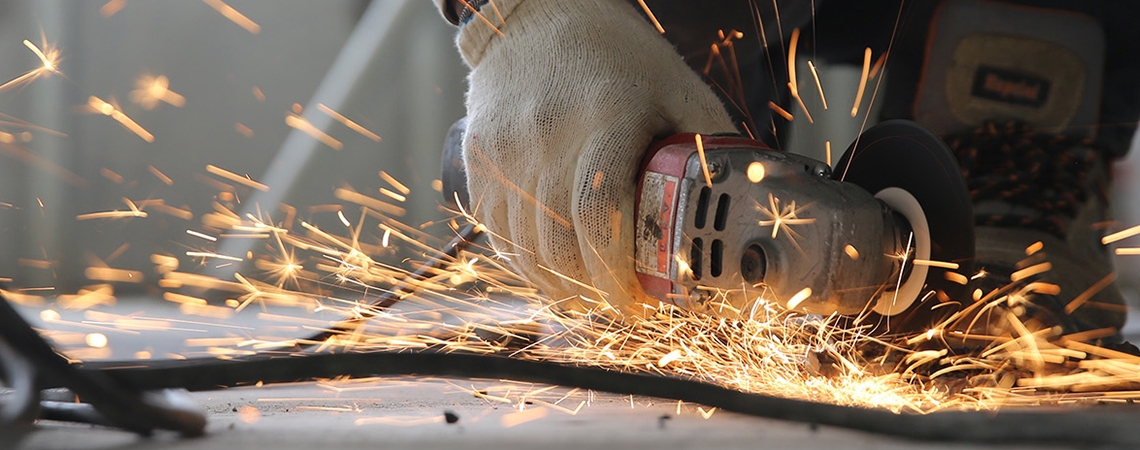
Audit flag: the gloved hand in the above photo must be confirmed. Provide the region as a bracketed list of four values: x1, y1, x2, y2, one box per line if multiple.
[453, 0, 736, 312]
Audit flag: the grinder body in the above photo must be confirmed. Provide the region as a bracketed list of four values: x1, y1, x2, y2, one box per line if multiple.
[634, 134, 915, 316]
[443, 119, 973, 321]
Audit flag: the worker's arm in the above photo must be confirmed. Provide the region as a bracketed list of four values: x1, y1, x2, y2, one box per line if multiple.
[439, 0, 736, 311]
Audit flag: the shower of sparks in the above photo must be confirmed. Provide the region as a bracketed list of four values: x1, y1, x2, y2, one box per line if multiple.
[88, 96, 155, 142]
[9, 15, 1140, 430]
[42, 172, 1140, 414]
[202, 0, 261, 34]
[0, 38, 62, 92]
[129, 75, 186, 110]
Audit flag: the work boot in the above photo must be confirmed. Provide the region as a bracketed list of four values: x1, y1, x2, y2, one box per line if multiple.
[945, 121, 1126, 336]
[909, 0, 1126, 336]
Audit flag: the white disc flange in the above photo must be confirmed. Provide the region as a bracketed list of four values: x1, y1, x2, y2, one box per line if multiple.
[872, 187, 931, 316]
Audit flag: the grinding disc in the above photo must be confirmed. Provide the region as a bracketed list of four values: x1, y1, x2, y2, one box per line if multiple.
[833, 120, 975, 326]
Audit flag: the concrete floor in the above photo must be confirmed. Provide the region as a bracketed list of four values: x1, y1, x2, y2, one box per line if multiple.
[8, 299, 1132, 449]
[18, 380, 1051, 450]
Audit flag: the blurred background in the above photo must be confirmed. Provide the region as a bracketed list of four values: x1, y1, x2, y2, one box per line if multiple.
[0, 0, 466, 296]
[0, 0, 1135, 315]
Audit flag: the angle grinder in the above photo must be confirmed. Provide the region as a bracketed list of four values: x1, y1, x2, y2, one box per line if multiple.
[442, 119, 974, 323]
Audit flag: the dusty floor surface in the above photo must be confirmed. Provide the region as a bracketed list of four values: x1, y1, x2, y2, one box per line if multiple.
[16, 380, 1056, 450]
[9, 301, 1140, 449]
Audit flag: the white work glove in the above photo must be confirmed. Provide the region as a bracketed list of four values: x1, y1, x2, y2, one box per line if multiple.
[455, 0, 736, 312]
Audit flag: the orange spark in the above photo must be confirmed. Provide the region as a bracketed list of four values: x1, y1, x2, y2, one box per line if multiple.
[148, 165, 174, 185]
[851, 48, 871, 117]
[695, 134, 712, 188]
[786, 29, 813, 123]
[85, 267, 144, 283]
[129, 74, 185, 109]
[234, 122, 254, 137]
[202, 0, 261, 34]
[456, 0, 504, 37]
[807, 60, 828, 109]
[912, 259, 960, 270]
[285, 113, 342, 150]
[1102, 224, 1140, 245]
[206, 164, 269, 192]
[101, 0, 126, 17]
[0, 38, 62, 91]
[379, 171, 410, 195]
[318, 104, 381, 142]
[333, 188, 407, 217]
[635, 0, 665, 33]
[88, 96, 154, 142]
[768, 101, 793, 121]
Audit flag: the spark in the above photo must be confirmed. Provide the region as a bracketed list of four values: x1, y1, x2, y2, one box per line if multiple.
[88, 96, 155, 142]
[456, 0, 504, 37]
[186, 251, 243, 262]
[785, 29, 813, 123]
[235, 122, 254, 137]
[635, 0, 665, 33]
[85, 267, 144, 283]
[944, 272, 969, 286]
[101, 0, 126, 17]
[187, 229, 218, 242]
[850, 48, 871, 117]
[825, 141, 831, 167]
[694, 134, 713, 188]
[318, 104, 381, 142]
[1103, 224, 1140, 244]
[100, 168, 124, 184]
[285, 113, 342, 150]
[844, 244, 859, 259]
[206, 164, 269, 192]
[807, 60, 827, 109]
[0, 38, 62, 92]
[85, 333, 109, 348]
[129, 74, 185, 109]
[767, 101, 793, 121]
[1026, 240, 1044, 255]
[334, 188, 407, 217]
[912, 259, 960, 270]
[379, 171, 410, 195]
[786, 287, 812, 309]
[1064, 273, 1118, 314]
[202, 0, 261, 34]
[756, 193, 815, 240]
[147, 165, 173, 185]
[746, 162, 765, 183]
[76, 209, 147, 221]
[1011, 262, 1052, 282]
